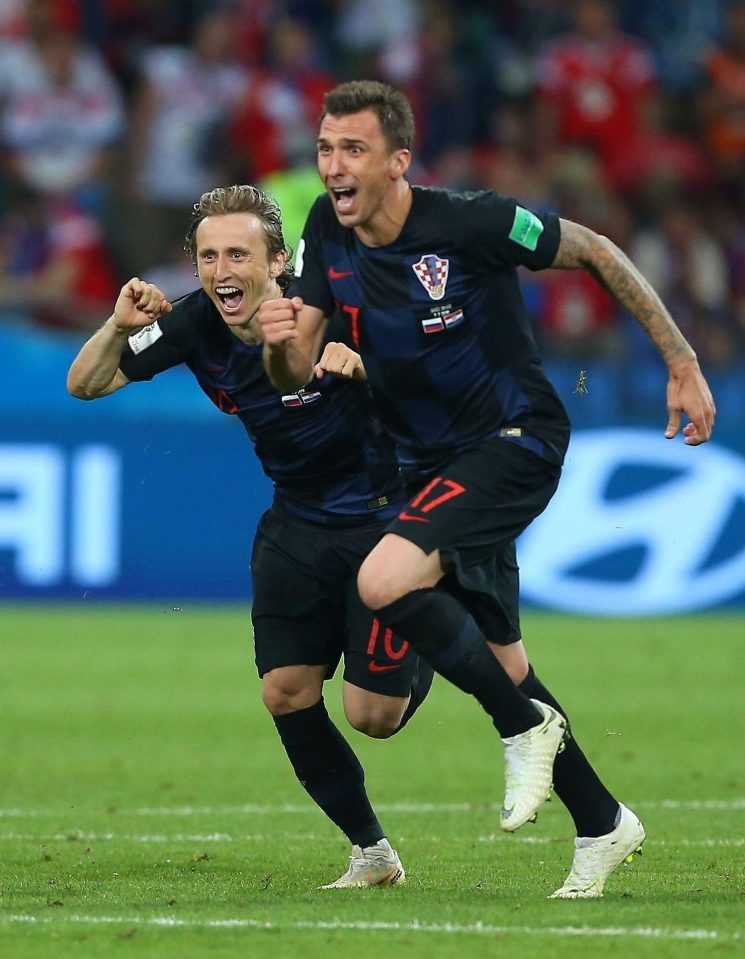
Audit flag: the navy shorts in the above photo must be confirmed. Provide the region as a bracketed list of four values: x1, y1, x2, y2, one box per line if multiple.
[385, 437, 562, 645]
[251, 506, 418, 696]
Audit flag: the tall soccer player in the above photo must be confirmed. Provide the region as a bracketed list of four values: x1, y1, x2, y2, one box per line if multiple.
[258, 81, 716, 898]
[67, 184, 436, 889]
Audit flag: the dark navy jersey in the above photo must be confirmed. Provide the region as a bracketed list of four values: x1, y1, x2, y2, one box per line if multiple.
[289, 186, 571, 485]
[118, 289, 405, 525]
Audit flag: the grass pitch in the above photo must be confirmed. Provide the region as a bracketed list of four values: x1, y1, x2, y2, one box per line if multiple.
[0, 604, 742, 958]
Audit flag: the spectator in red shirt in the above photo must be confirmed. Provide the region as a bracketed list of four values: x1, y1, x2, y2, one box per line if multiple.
[603, 92, 713, 214]
[230, 17, 337, 179]
[535, 0, 658, 168]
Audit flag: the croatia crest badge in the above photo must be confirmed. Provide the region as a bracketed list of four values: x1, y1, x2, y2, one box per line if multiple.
[412, 254, 449, 301]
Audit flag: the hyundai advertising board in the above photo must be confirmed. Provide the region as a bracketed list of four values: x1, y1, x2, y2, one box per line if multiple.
[1, 419, 744, 614]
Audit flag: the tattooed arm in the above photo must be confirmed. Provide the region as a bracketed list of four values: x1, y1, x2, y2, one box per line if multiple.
[552, 219, 716, 446]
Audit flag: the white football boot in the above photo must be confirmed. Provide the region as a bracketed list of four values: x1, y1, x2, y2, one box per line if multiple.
[550, 803, 646, 899]
[319, 838, 405, 889]
[500, 699, 567, 832]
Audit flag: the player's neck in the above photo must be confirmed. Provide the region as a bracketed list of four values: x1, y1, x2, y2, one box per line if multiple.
[355, 180, 412, 248]
[230, 316, 262, 346]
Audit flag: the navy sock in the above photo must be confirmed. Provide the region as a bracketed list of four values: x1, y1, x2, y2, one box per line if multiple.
[393, 656, 436, 734]
[272, 699, 384, 848]
[375, 588, 540, 737]
[519, 667, 619, 836]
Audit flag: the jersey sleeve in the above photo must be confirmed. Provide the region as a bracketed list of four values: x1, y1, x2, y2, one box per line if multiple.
[458, 191, 561, 273]
[118, 302, 196, 382]
[287, 195, 336, 315]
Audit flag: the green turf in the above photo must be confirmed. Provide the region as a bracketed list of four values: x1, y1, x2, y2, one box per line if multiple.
[0, 604, 742, 958]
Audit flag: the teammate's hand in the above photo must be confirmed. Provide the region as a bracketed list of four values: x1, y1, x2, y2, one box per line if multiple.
[665, 363, 716, 446]
[258, 296, 304, 348]
[314, 342, 367, 381]
[112, 278, 172, 332]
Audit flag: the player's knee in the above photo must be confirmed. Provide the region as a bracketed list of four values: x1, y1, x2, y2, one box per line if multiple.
[358, 537, 442, 610]
[345, 701, 404, 739]
[504, 660, 529, 684]
[261, 671, 311, 716]
[357, 559, 403, 610]
[261, 683, 292, 715]
[489, 641, 530, 685]
[349, 716, 397, 738]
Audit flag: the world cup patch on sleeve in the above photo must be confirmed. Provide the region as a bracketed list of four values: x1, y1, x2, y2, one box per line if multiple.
[128, 321, 163, 354]
[508, 206, 544, 251]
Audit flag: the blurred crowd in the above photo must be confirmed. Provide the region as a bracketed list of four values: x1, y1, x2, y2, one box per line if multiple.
[1, 0, 745, 380]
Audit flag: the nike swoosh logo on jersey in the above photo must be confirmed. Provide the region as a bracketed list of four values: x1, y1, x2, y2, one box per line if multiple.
[327, 266, 354, 280]
[397, 511, 430, 523]
[368, 661, 403, 673]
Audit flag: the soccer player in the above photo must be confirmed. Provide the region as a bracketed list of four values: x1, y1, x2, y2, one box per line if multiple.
[257, 81, 716, 898]
[67, 183, 437, 889]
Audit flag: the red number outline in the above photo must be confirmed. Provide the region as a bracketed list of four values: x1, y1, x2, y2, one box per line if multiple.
[409, 476, 466, 513]
[338, 302, 361, 347]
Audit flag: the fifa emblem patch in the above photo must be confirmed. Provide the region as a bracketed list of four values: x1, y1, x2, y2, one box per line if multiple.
[412, 254, 449, 301]
[281, 388, 321, 408]
[509, 206, 544, 251]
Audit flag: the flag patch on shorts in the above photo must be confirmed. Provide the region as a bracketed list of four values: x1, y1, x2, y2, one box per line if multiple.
[509, 206, 544, 251]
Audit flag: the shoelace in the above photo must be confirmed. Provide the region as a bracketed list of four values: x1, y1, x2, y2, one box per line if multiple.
[344, 852, 380, 876]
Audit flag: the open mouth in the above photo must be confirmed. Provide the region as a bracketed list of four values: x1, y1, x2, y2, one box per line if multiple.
[215, 286, 244, 314]
[331, 187, 357, 214]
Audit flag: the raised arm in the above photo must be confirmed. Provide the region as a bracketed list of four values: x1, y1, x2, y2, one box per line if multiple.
[67, 278, 170, 400]
[553, 219, 716, 445]
[258, 296, 328, 391]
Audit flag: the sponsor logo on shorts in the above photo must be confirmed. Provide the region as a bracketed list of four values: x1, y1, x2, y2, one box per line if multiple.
[368, 662, 403, 673]
[397, 511, 430, 523]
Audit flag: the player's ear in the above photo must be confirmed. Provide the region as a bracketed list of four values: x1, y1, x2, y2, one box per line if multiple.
[269, 252, 287, 278]
[390, 149, 411, 180]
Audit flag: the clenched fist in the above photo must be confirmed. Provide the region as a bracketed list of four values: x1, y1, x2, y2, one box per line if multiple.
[112, 278, 172, 331]
[258, 296, 304, 347]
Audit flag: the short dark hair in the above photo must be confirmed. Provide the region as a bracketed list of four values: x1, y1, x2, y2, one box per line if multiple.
[322, 80, 414, 152]
[185, 184, 294, 291]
